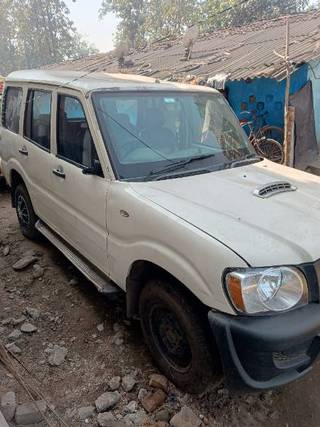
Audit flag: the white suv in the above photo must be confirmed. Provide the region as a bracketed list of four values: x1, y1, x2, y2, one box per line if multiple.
[1, 70, 320, 393]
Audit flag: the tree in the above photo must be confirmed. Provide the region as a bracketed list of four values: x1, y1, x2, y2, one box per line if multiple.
[100, 0, 311, 49]
[100, 0, 201, 48]
[144, 0, 200, 42]
[201, 0, 310, 31]
[0, 0, 98, 75]
[100, 0, 146, 49]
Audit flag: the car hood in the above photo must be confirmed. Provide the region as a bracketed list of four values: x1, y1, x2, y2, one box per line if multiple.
[130, 160, 320, 266]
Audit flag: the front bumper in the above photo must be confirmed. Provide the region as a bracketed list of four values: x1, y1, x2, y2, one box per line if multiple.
[209, 303, 320, 391]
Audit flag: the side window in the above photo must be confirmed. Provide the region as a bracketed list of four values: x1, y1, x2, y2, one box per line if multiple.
[3, 87, 23, 133]
[24, 90, 51, 150]
[57, 95, 98, 168]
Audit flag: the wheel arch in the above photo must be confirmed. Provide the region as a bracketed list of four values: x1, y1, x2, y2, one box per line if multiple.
[126, 260, 209, 319]
[10, 169, 26, 207]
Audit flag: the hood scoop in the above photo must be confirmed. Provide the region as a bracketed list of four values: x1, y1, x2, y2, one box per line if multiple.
[253, 181, 297, 199]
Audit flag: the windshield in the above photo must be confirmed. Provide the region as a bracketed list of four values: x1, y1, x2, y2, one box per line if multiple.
[92, 91, 257, 181]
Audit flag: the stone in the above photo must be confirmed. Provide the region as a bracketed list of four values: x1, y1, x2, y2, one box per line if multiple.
[149, 374, 169, 393]
[15, 401, 46, 425]
[95, 391, 121, 413]
[109, 376, 121, 391]
[8, 329, 22, 341]
[32, 264, 44, 279]
[69, 277, 79, 286]
[112, 331, 125, 346]
[114, 337, 124, 346]
[138, 388, 148, 402]
[78, 406, 95, 420]
[1, 318, 12, 326]
[170, 406, 201, 427]
[3, 246, 10, 256]
[25, 307, 40, 321]
[1, 391, 16, 422]
[97, 323, 104, 332]
[5, 343, 22, 355]
[48, 345, 68, 366]
[12, 256, 38, 271]
[123, 400, 138, 414]
[24, 249, 40, 258]
[122, 375, 136, 392]
[11, 316, 26, 326]
[123, 410, 149, 426]
[97, 412, 121, 426]
[155, 408, 171, 422]
[20, 322, 37, 333]
[141, 390, 167, 413]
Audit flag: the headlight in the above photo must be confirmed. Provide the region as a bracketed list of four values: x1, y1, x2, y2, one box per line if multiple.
[225, 267, 308, 314]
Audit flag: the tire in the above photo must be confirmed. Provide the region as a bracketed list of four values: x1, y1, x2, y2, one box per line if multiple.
[139, 278, 221, 393]
[14, 184, 40, 240]
[259, 125, 284, 144]
[255, 138, 284, 164]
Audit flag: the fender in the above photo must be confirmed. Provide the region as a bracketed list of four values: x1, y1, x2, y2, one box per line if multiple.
[107, 183, 247, 314]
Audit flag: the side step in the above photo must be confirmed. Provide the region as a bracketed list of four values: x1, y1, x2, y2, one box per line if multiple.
[35, 220, 119, 295]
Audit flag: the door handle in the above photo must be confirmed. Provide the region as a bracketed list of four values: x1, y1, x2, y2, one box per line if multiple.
[52, 167, 66, 179]
[18, 147, 28, 156]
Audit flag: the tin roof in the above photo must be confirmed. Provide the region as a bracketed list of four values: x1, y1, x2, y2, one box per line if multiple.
[44, 10, 320, 82]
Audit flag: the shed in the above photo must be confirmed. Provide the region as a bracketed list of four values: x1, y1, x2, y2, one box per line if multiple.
[45, 10, 320, 169]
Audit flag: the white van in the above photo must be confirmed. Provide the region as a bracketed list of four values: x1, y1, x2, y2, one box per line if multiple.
[1, 70, 320, 393]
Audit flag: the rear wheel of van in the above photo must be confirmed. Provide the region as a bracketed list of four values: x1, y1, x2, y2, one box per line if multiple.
[14, 184, 40, 240]
[139, 278, 221, 394]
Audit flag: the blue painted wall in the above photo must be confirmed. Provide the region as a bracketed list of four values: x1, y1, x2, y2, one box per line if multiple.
[226, 64, 308, 131]
[308, 59, 320, 145]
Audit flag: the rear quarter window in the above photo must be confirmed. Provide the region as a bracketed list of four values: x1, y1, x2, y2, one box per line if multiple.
[2, 87, 23, 134]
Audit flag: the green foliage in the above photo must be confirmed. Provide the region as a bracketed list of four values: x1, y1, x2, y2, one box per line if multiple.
[100, 0, 311, 48]
[100, 0, 145, 48]
[0, 0, 98, 75]
[100, 0, 201, 48]
[201, 0, 310, 30]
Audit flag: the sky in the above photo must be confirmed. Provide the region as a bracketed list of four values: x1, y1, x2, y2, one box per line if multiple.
[64, 0, 119, 52]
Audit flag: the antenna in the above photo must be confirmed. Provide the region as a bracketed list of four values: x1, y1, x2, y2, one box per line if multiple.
[183, 25, 199, 60]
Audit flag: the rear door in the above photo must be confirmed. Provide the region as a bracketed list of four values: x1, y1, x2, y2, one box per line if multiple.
[49, 91, 109, 274]
[22, 88, 56, 222]
[0, 86, 24, 180]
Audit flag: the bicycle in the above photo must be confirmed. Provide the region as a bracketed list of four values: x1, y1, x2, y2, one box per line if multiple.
[240, 112, 284, 164]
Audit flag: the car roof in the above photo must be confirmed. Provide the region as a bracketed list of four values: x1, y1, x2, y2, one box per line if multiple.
[6, 70, 218, 95]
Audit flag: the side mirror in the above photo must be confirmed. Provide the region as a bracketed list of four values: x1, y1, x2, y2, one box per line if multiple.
[82, 160, 103, 177]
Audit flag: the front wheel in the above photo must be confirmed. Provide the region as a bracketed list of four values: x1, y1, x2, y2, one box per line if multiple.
[139, 278, 221, 393]
[14, 184, 40, 240]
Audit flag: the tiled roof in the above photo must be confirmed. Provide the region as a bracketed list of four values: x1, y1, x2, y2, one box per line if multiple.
[44, 10, 320, 81]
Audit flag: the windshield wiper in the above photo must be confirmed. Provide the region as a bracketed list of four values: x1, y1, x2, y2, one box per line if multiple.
[229, 153, 262, 168]
[145, 153, 216, 181]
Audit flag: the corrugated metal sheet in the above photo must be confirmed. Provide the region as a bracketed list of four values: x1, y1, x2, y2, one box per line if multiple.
[44, 10, 320, 81]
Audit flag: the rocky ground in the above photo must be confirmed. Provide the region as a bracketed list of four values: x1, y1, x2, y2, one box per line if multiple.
[0, 186, 320, 427]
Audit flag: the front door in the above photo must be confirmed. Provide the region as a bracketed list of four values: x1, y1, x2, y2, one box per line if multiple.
[49, 93, 109, 274]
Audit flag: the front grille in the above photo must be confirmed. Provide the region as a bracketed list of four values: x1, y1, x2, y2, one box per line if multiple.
[253, 181, 297, 198]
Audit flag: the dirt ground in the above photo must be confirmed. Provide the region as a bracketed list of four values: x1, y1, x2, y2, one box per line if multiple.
[0, 186, 320, 427]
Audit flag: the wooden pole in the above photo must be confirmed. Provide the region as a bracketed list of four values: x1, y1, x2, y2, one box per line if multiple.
[283, 17, 292, 166]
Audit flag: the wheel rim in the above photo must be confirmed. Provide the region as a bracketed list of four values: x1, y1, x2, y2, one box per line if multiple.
[149, 305, 192, 372]
[17, 194, 30, 226]
[257, 139, 283, 163]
